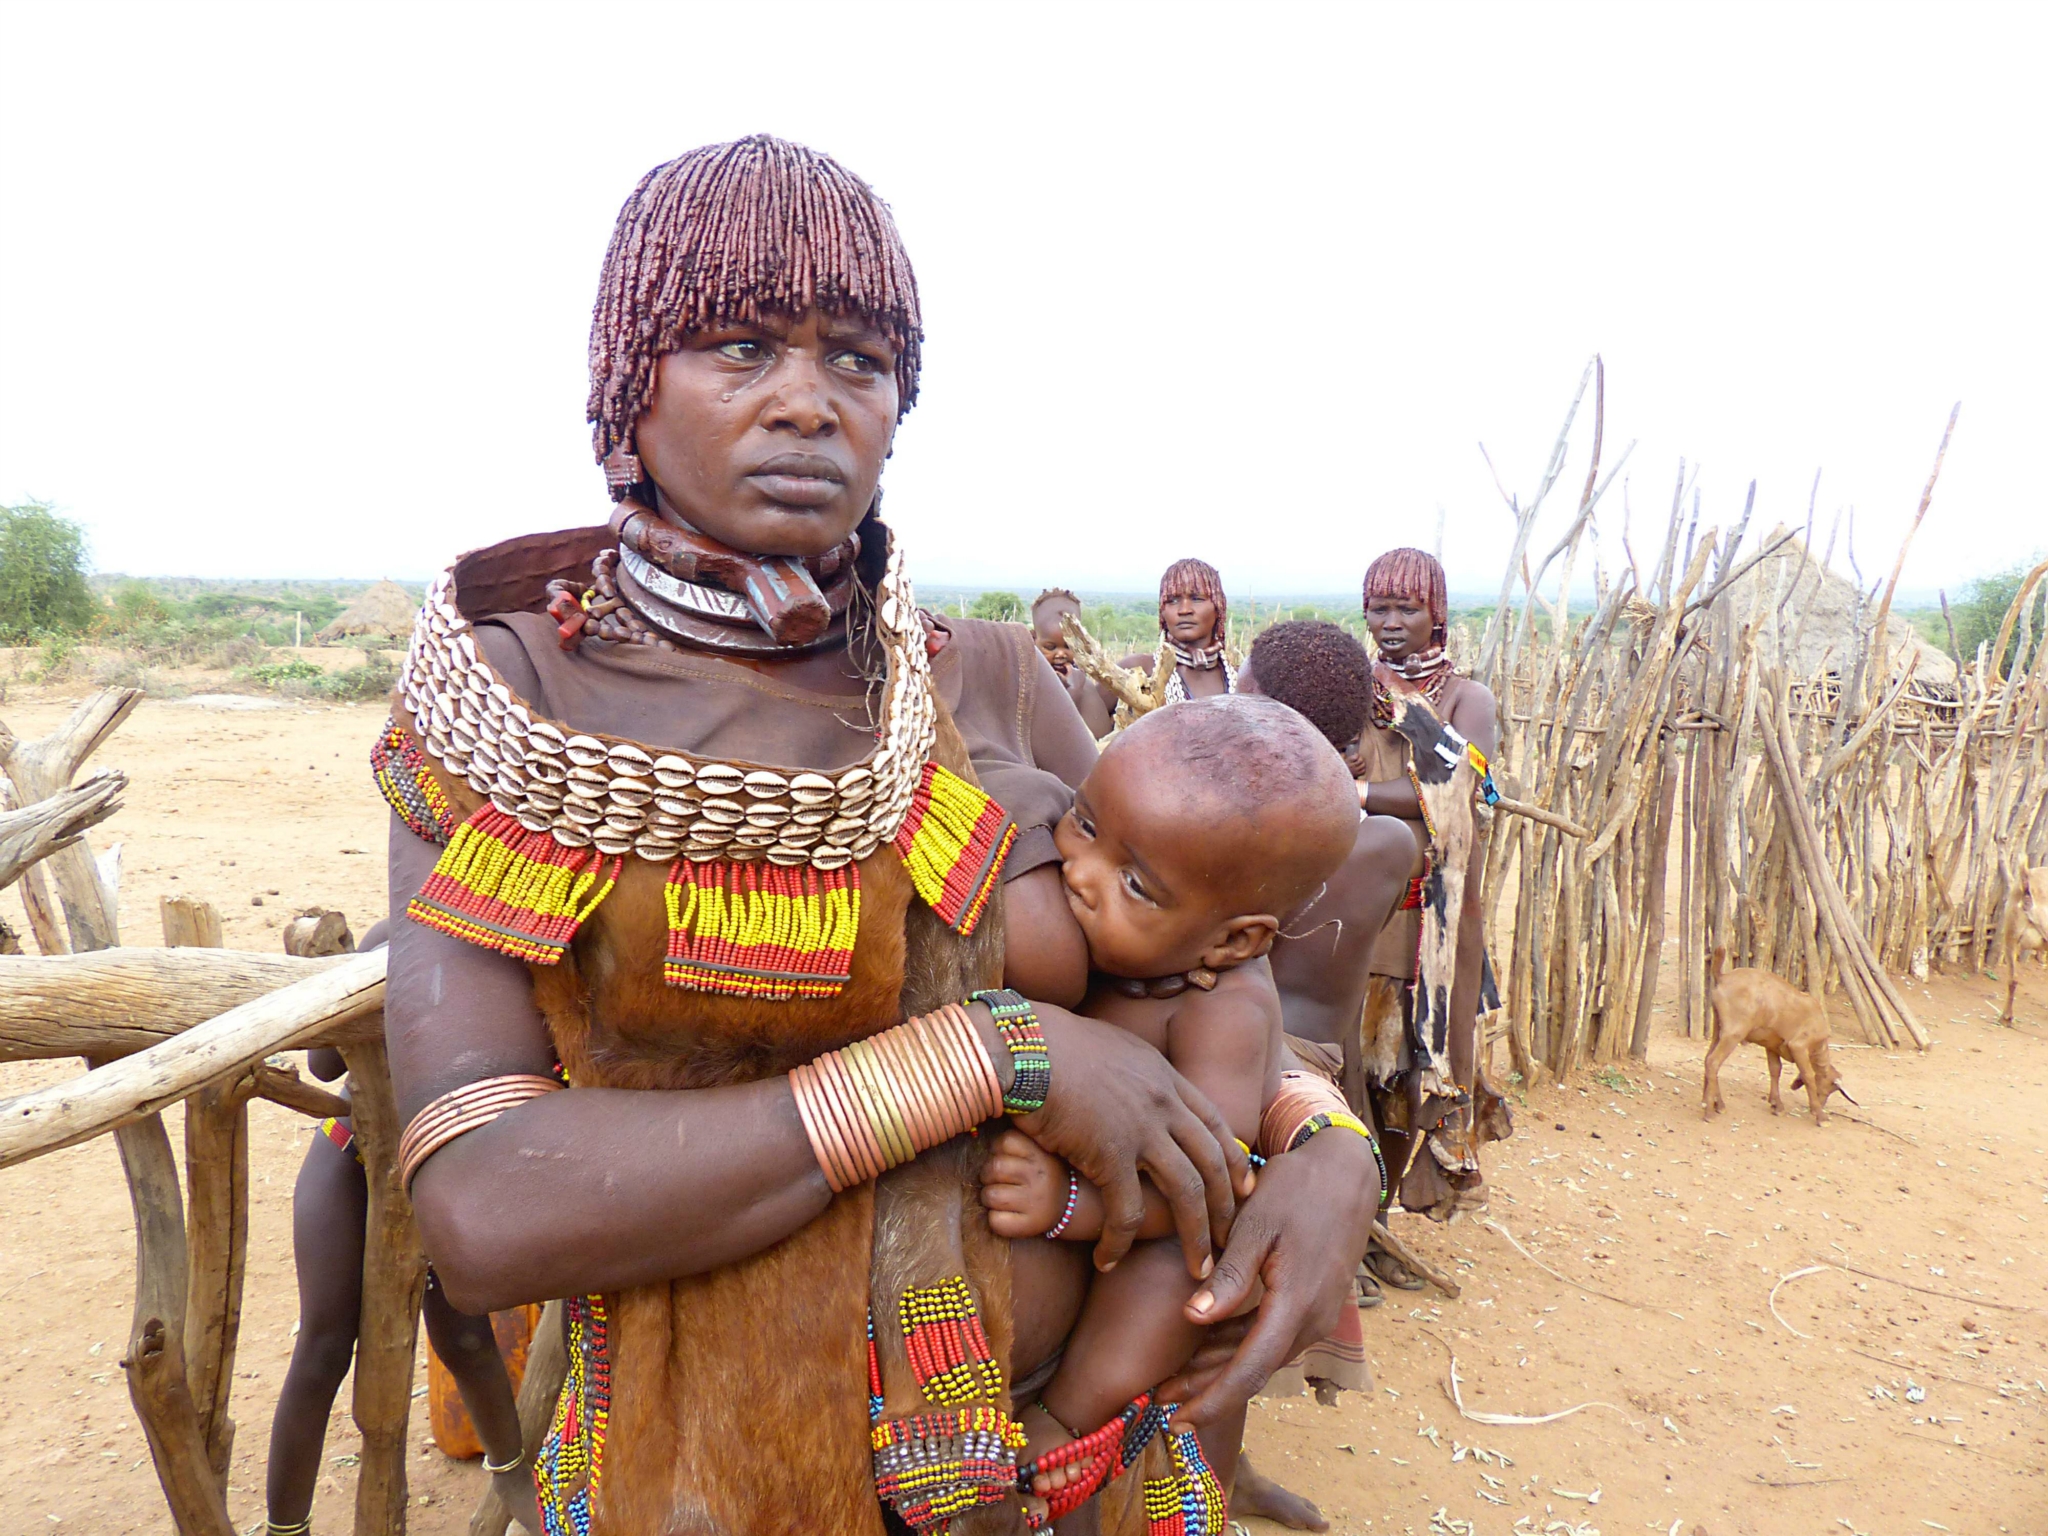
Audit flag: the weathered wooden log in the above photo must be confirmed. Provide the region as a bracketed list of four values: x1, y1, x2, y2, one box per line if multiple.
[0, 770, 126, 890]
[113, 1113, 235, 1536]
[252, 1061, 352, 1121]
[0, 948, 387, 1169]
[161, 896, 224, 950]
[183, 1079, 251, 1481]
[283, 907, 356, 958]
[469, 1298, 568, 1536]
[167, 897, 249, 1485]
[0, 948, 371, 1064]
[0, 688, 140, 949]
[342, 1036, 428, 1536]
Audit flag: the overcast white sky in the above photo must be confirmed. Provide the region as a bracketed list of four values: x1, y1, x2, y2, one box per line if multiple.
[1, 0, 2042, 601]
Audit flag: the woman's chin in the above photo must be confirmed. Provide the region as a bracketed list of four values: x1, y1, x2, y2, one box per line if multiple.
[658, 497, 866, 559]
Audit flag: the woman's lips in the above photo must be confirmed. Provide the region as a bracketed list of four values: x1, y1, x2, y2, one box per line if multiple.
[747, 473, 841, 507]
[748, 453, 845, 508]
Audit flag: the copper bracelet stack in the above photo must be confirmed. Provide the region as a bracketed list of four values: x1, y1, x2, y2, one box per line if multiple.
[398, 1074, 565, 1190]
[790, 1003, 1005, 1192]
[1258, 1071, 1368, 1159]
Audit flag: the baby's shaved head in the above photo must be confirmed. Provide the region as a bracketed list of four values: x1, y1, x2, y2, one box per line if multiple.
[1106, 695, 1360, 917]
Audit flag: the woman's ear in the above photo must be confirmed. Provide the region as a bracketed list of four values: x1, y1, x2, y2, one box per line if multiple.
[1201, 914, 1280, 970]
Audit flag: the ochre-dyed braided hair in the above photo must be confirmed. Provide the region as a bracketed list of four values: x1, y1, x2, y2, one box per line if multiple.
[1158, 558, 1227, 635]
[1362, 547, 1449, 648]
[587, 135, 924, 496]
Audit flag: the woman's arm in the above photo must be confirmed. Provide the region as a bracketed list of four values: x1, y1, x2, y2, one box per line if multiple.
[388, 818, 1248, 1309]
[386, 817, 835, 1312]
[1158, 1124, 1382, 1433]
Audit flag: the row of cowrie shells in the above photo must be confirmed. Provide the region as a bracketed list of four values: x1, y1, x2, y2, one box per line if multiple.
[399, 554, 935, 867]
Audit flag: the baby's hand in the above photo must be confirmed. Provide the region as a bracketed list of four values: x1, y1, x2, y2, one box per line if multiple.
[980, 1128, 1071, 1239]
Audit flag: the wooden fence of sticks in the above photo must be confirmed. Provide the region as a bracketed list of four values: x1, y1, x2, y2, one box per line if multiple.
[1472, 376, 2047, 1079]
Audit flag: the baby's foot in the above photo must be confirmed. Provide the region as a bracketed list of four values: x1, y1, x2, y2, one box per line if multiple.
[979, 1129, 1069, 1239]
[1019, 1400, 1085, 1509]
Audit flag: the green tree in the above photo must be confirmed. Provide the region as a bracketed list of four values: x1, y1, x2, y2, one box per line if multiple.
[106, 579, 168, 632]
[1949, 560, 2048, 673]
[0, 502, 94, 642]
[968, 590, 1026, 623]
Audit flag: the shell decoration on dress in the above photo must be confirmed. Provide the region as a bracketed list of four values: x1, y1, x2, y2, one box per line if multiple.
[379, 542, 1015, 998]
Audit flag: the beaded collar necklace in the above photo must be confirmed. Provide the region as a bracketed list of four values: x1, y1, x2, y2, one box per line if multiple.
[1371, 648, 1453, 723]
[402, 544, 935, 870]
[1166, 637, 1227, 670]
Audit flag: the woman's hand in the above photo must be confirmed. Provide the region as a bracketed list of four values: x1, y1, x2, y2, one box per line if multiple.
[1162, 1126, 1380, 1434]
[1006, 1004, 1251, 1279]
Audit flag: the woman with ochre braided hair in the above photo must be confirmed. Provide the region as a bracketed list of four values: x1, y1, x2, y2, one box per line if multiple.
[380, 137, 1381, 1535]
[1347, 549, 1513, 1241]
[1117, 559, 1235, 707]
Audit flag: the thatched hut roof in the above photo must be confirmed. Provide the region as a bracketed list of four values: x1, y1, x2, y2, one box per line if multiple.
[1730, 526, 1956, 690]
[316, 581, 418, 643]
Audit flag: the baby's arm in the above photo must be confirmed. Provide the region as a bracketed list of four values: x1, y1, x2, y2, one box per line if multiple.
[981, 983, 1276, 1243]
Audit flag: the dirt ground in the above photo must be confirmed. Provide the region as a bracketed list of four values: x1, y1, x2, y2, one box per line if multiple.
[1, 684, 2044, 1535]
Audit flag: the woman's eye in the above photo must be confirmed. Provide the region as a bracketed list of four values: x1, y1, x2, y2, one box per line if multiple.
[717, 341, 767, 363]
[830, 348, 883, 376]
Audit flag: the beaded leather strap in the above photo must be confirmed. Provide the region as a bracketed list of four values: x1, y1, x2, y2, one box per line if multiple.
[398, 1075, 564, 1190]
[969, 987, 1049, 1114]
[790, 1005, 1005, 1193]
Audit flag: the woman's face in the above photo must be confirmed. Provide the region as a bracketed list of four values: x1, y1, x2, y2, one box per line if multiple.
[1365, 592, 1434, 660]
[1160, 592, 1219, 647]
[633, 309, 900, 558]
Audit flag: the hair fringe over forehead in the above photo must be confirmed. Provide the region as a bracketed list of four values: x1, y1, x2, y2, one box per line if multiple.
[587, 135, 924, 481]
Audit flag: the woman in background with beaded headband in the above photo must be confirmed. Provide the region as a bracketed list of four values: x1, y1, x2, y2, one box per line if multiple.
[379, 136, 1382, 1535]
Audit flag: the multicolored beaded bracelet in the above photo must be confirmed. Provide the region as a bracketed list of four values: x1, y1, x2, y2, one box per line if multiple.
[970, 988, 1049, 1114]
[1259, 1072, 1392, 1208]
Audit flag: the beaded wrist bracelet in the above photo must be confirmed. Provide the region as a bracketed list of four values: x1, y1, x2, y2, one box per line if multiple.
[1259, 1071, 1391, 1208]
[790, 1004, 1005, 1193]
[1043, 1168, 1082, 1239]
[969, 987, 1049, 1114]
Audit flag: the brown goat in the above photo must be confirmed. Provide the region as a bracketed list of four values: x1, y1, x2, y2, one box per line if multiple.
[1701, 948, 1854, 1124]
[2000, 867, 2048, 1024]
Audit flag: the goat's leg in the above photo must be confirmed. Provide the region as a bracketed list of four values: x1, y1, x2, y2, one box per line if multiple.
[1702, 1036, 1738, 1117]
[1766, 1049, 1784, 1114]
[2005, 972, 2019, 1025]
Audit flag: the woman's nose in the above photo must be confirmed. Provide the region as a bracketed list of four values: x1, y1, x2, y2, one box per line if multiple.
[765, 363, 837, 436]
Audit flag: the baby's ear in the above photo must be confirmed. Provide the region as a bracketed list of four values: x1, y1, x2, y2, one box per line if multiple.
[1203, 914, 1280, 969]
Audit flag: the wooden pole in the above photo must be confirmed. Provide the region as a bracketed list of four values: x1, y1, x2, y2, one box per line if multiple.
[340, 1036, 428, 1536]
[112, 1112, 234, 1536]
[165, 900, 249, 1484]
[161, 896, 225, 950]
[1629, 741, 1681, 1059]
